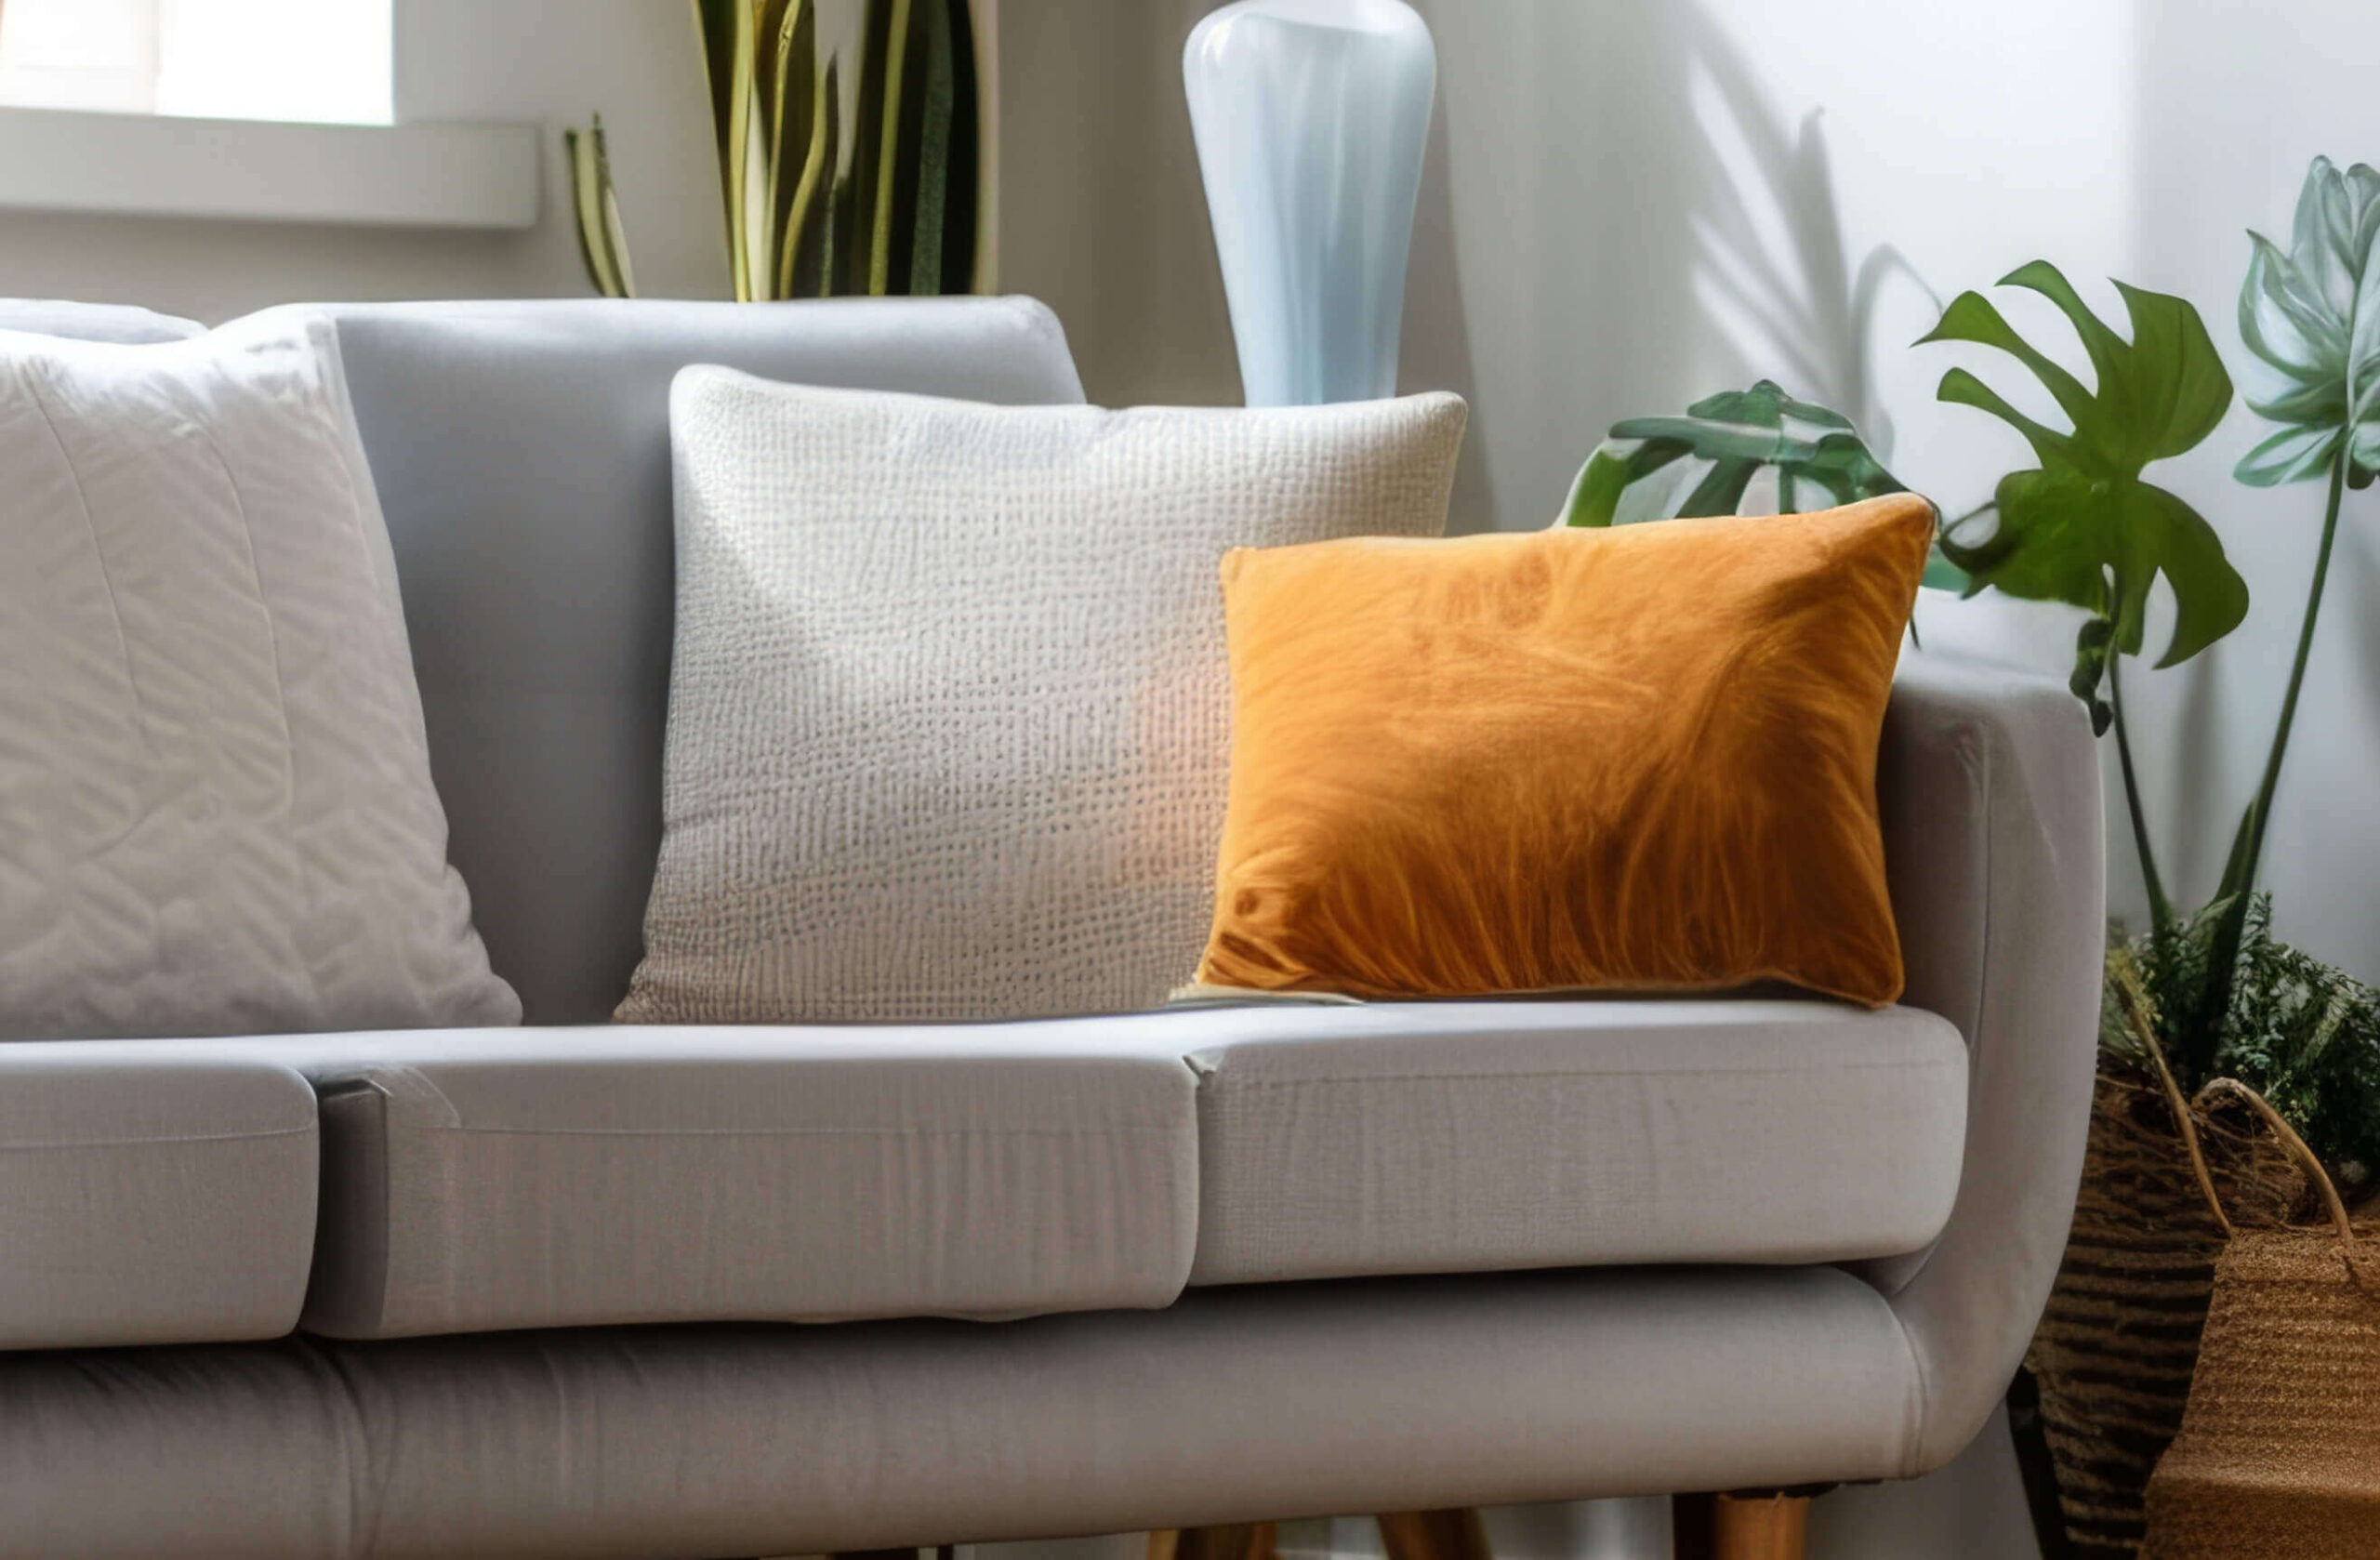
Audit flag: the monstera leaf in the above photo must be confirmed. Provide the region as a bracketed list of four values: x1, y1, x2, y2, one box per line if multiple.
[1920, 262, 2245, 731]
[1561, 381, 1966, 587]
[1561, 379, 1906, 525]
[2237, 156, 2380, 488]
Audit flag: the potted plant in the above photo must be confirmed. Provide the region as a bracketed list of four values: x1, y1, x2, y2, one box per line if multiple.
[1566, 155, 2380, 1559]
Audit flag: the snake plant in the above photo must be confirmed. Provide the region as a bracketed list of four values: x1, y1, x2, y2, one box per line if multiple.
[568, 0, 978, 301]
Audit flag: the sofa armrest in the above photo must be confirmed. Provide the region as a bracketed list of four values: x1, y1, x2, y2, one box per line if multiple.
[1869, 653, 2106, 1474]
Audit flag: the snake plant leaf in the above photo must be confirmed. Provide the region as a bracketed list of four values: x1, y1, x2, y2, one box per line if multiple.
[689, 0, 760, 300]
[1921, 262, 2244, 695]
[762, 0, 814, 299]
[797, 59, 843, 297]
[870, 0, 918, 295]
[938, 0, 981, 295]
[564, 116, 634, 299]
[906, 0, 956, 296]
[2236, 156, 2380, 489]
[847, 0, 892, 294]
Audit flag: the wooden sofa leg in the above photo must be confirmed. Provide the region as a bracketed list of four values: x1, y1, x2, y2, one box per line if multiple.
[1148, 1524, 1277, 1560]
[1712, 1492, 1809, 1560]
[1376, 1509, 1491, 1560]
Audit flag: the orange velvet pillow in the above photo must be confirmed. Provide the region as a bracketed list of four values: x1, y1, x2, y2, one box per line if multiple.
[1195, 495, 1934, 1008]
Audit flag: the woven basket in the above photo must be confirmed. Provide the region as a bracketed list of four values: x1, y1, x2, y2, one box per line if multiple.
[2142, 1219, 2380, 1558]
[2024, 1059, 2307, 1557]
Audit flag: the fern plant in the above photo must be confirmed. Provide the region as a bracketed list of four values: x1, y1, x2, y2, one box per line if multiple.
[568, 0, 980, 301]
[2111, 898, 2380, 1188]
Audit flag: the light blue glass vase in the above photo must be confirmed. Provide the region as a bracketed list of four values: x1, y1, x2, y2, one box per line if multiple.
[1184, 0, 1436, 407]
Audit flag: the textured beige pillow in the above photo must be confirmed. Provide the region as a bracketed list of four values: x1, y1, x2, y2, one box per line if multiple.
[620, 369, 1466, 1024]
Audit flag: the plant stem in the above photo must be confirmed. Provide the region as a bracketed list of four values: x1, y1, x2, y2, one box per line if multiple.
[2192, 453, 2350, 1061]
[2108, 653, 2174, 932]
[2226, 453, 2348, 902]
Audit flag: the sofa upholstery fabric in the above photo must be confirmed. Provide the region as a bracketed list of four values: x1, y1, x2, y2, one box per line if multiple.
[1864, 653, 2105, 1470]
[0, 1042, 316, 1349]
[323, 298, 1090, 1024]
[0, 1269, 1926, 1560]
[1181, 998, 1968, 1286]
[273, 1025, 1200, 1339]
[260, 997, 1962, 1339]
[621, 372, 1468, 1025]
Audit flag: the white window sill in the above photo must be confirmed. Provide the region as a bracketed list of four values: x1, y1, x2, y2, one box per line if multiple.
[0, 105, 538, 230]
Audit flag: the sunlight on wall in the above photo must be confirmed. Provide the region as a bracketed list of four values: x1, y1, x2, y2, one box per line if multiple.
[0, 0, 391, 125]
[1686, 0, 2139, 512]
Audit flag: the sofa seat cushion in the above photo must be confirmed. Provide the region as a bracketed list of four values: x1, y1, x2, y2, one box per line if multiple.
[271, 1027, 1198, 1340]
[1178, 998, 1969, 1285]
[0, 1043, 317, 1349]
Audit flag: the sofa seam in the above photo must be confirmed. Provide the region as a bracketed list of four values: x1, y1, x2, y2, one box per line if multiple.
[383, 1122, 1190, 1140]
[1199, 1057, 1966, 1091]
[0, 1124, 316, 1150]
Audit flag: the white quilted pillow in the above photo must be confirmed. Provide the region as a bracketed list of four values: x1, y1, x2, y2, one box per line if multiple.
[0, 311, 520, 1038]
[621, 369, 1467, 1024]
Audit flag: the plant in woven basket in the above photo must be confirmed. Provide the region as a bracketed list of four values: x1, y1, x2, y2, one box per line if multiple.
[1564, 167, 2380, 1560]
[2125, 898, 2380, 1190]
[566, 0, 981, 301]
[1911, 207, 2379, 1556]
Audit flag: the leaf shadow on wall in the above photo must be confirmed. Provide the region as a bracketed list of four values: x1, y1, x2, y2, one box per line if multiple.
[1396, 0, 1707, 535]
[1396, 75, 1496, 534]
[1679, 2, 1935, 468]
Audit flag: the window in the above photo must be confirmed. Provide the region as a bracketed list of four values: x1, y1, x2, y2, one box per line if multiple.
[0, 0, 391, 126]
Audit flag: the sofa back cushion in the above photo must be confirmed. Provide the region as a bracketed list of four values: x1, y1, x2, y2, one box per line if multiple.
[322, 298, 1087, 1023]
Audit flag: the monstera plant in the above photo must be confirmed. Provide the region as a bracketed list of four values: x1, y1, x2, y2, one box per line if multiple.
[1921, 262, 2246, 926]
[1567, 161, 2380, 1560]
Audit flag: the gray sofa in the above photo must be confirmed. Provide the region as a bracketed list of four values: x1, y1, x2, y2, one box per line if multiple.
[0, 297, 2104, 1558]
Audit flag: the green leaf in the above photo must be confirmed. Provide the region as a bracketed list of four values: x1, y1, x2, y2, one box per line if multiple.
[2070, 615, 2116, 734]
[1559, 379, 1910, 531]
[2236, 155, 2380, 487]
[798, 59, 842, 297]
[845, 0, 893, 293]
[564, 115, 636, 299]
[687, 0, 760, 300]
[869, 0, 916, 296]
[762, 0, 813, 300]
[691, 0, 743, 251]
[1922, 261, 2243, 703]
[906, 0, 955, 296]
